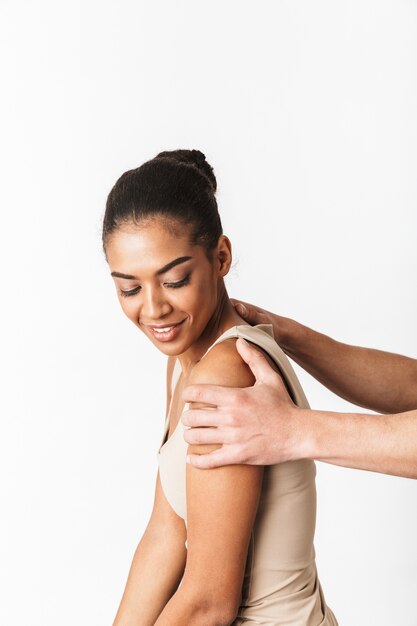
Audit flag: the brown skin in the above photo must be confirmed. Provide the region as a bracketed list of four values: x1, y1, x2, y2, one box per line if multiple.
[106, 219, 236, 373]
[182, 300, 417, 479]
[231, 300, 417, 414]
[106, 222, 279, 625]
[154, 341, 264, 625]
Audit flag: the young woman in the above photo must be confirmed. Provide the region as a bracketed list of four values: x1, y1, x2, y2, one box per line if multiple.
[104, 149, 338, 625]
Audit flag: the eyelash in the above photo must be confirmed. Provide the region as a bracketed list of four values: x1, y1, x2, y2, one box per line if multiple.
[120, 273, 191, 298]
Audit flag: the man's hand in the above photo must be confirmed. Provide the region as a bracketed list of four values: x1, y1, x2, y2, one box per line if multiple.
[181, 337, 307, 469]
[233, 299, 417, 414]
[230, 299, 272, 326]
[230, 299, 291, 349]
[181, 302, 417, 477]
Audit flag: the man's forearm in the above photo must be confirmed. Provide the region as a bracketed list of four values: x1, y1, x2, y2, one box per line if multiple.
[182, 337, 417, 476]
[278, 317, 417, 414]
[300, 406, 417, 478]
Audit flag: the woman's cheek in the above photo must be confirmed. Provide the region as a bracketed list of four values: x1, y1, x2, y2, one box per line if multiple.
[121, 299, 139, 323]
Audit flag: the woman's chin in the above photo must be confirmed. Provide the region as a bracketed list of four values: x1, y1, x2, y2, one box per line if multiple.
[154, 342, 186, 357]
[146, 332, 191, 357]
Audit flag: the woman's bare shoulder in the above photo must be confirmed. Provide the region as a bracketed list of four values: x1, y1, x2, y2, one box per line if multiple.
[189, 337, 255, 388]
[190, 335, 282, 389]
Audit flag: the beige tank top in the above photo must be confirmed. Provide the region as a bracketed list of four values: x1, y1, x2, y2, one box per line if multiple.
[158, 324, 338, 626]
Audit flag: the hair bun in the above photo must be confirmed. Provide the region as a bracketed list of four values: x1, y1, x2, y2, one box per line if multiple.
[189, 149, 206, 167]
[155, 148, 217, 193]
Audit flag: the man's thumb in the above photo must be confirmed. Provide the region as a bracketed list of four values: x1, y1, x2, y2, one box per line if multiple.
[236, 337, 279, 385]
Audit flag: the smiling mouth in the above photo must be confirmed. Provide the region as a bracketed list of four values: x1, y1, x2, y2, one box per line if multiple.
[148, 319, 185, 332]
[146, 318, 187, 341]
[152, 325, 179, 333]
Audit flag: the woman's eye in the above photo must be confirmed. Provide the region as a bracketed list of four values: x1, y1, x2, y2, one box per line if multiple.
[119, 273, 191, 297]
[165, 273, 191, 289]
[120, 286, 141, 298]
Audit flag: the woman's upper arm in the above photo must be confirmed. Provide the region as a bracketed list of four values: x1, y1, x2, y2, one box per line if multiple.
[142, 471, 187, 565]
[148, 471, 186, 535]
[182, 340, 264, 612]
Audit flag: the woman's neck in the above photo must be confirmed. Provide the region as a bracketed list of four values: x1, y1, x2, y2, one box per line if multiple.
[178, 283, 247, 375]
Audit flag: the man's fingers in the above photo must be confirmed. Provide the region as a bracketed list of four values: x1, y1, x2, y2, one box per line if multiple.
[181, 408, 226, 428]
[183, 425, 234, 445]
[230, 298, 270, 326]
[236, 337, 281, 386]
[186, 446, 247, 469]
[182, 383, 240, 406]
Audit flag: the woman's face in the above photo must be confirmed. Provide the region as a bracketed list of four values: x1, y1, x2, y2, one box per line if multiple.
[105, 219, 231, 357]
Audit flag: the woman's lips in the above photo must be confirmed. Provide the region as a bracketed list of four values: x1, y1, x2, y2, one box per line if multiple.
[147, 319, 186, 342]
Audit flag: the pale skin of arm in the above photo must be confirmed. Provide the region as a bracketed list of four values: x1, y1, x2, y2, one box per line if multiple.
[181, 301, 417, 479]
[154, 339, 265, 625]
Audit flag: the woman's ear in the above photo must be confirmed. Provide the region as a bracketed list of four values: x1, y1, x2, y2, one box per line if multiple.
[216, 235, 232, 277]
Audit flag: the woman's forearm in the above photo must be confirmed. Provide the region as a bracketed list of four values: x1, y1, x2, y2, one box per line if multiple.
[113, 473, 187, 626]
[277, 317, 417, 414]
[112, 527, 186, 626]
[154, 586, 235, 626]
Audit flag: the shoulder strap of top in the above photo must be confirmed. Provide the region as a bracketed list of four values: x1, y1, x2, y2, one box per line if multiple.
[201, 324, 310, 409]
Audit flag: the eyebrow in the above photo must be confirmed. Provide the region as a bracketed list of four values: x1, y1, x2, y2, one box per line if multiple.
[111, 256, 192, 280]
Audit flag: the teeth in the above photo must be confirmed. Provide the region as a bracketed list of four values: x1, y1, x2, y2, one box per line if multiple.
[153, 326, 174, 333]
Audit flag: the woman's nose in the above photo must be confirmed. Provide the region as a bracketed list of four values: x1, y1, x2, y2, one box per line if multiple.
[142, 288, 171, 320]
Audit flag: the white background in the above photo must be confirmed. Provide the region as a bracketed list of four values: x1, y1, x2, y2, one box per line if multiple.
[1, 1, 417, 624]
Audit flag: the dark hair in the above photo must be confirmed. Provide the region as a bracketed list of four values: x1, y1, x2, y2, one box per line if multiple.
[102, 149, 222, 256]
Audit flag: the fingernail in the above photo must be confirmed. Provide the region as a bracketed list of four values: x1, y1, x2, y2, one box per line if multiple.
[186, 455, 191, 464]
[236, 303, 247, 316]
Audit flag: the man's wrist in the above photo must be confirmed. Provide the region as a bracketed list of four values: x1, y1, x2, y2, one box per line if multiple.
[273, 316, 309, 359]
[290, 407, 318, 462]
